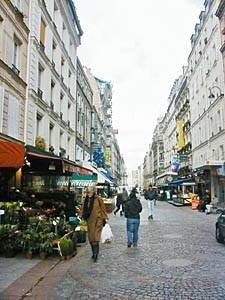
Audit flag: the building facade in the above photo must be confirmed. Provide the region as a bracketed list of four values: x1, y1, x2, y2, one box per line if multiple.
[188, 0, 225, 203]
[0, 0, 29, 143]
[152, 117, 164, 182]
[143, 144, 154, 188]
[26, 0, 82, 161]
[174, 68, 192, 177]
[76, 58, 92, 161]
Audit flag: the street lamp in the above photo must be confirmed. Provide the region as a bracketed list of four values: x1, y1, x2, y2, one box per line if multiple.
[208, 86, 224, 99]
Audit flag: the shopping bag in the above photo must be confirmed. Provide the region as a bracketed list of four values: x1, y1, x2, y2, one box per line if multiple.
[101, 223, 113, 243]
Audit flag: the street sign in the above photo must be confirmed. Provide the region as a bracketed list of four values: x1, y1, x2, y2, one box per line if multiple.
[0, 210, 4, 215]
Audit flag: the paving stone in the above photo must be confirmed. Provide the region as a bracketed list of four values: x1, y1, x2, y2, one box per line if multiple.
[3, 200, 225, 299]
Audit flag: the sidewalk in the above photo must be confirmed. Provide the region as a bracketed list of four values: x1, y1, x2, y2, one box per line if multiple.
[1, 200, 224, 299]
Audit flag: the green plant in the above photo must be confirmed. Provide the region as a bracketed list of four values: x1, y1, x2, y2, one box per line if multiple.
[20, 227, 39, 256]
[59, 238, 73, 256]
[39, 232, 56, 254]
[0, 224, 19, 257]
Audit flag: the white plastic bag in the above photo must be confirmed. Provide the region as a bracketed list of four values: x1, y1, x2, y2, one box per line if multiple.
[101, 223, 113, 243]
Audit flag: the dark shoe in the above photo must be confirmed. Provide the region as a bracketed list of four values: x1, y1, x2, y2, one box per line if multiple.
[93, 243, 99, 262]
[120, 212, 123, 216]
[133, 243, 137, 247]
[90, 243, 94, 259]
[127, 243, 132, 248]
[150, 215, 153, 220]
[148, 216, 151, 220]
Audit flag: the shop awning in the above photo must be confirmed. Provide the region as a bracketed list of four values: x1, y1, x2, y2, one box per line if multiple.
[26, 145, 60, 160]
[25, 146, 95, 175]
[169, 178, 194, 185]
[62, 159, 93, 175]
[0, 137, 24, 168]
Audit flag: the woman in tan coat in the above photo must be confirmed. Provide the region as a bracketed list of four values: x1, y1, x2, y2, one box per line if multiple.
[82, 187, 108, 262]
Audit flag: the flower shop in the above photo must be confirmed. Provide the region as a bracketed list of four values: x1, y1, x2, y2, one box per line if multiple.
[0, 145, 94, 259]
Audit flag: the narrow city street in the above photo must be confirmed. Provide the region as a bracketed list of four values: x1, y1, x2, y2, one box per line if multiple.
[16, 200, 225, 300]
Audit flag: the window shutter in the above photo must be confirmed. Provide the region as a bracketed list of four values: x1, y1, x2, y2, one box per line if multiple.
[40, 19, 46, 45]
[8, 94, 19, 139]
[0, 86, 4, 131]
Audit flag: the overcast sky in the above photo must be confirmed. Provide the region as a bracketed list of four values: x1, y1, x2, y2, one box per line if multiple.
[76, 0, 203, 172]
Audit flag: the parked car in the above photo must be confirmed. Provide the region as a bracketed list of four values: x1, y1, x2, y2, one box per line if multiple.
[216, 209, 225, 243]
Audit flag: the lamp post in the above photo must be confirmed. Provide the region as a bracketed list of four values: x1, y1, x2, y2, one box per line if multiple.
[208, 86, 224, 99]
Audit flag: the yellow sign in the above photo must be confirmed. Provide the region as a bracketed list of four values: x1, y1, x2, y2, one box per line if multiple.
[177, 119, 185, 149]
[104, 148, 111, 165]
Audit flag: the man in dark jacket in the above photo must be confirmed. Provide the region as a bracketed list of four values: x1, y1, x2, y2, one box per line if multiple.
[144, 184, 157, 220]
[124, 187, 142, 247]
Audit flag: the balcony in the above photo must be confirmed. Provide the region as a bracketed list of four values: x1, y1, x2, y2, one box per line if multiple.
[37, 88, 43, 99]
[11, 64, 20, 76]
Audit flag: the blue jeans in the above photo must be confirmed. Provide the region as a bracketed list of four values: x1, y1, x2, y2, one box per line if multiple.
[127, 218, 140, 245]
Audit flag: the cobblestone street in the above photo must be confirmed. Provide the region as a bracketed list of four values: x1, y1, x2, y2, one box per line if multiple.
[51, 200, 225, 300]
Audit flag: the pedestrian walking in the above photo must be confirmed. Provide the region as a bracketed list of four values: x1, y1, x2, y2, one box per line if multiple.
[114, 191, 124, 216]
[144, 184, 158, 220]
[82, 187, 108, 262]
[124, 187, 142, 248]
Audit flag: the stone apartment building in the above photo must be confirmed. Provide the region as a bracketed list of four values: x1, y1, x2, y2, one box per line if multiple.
[25, 0, 82, 161]
[188, 0, 225, 203]
[76, 58, 92, 161]
[0, 0, 29, 195]
[0, 0, 29, 143]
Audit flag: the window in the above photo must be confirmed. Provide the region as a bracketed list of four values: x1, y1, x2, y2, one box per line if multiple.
[49, 123, 54, 146]
[50, 80, 55, 103]
[220, 145, 224, 160]
[8, 94, 20, 139]
[40, 18, 46, 47]
[61, 56, 65, 78]
[52, 40, 56, 63]
[217, 110, 221, 131]
[13, 38, 19, 68]
[0, 86, 4, 131]
[36, 113, 42, 137]
[38, 63, 44, 91]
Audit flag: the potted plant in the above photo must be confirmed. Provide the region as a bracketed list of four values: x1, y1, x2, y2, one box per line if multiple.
[20, 229, 39, 259]
[0, 224, 18, 257]
[76, 220, 87, 244]
[59, 238, 73, 259]
[35, 136, 46, 150]
[39, 232, 56, 259]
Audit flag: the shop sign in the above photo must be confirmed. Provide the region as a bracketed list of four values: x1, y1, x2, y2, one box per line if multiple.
[104, 147, 111, 166]
[0, 210, 5, 215]
[171, 154, 180, 172]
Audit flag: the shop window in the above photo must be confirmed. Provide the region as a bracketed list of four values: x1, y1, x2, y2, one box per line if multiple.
[8, 94, 20, 139]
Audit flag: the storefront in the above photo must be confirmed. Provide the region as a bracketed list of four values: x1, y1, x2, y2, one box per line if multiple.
[21, 145, 96, 209]
[0, 134, 24, 200]
[194, 161, 225, 206]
